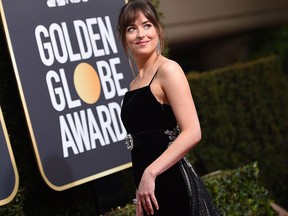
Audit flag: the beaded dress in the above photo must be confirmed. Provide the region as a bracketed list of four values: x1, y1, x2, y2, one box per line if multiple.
[121, 71, 219, 216]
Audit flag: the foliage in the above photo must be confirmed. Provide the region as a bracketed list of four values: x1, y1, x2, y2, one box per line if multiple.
[249, 24, 288, 73]
[102, 204, 135, 216]
[0, 187, 25, 216]
[186, 55, 288, 208]
[203, 162, 275, 216]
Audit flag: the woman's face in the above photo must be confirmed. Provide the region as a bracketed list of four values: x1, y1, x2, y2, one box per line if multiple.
[125, 12, 158, 58]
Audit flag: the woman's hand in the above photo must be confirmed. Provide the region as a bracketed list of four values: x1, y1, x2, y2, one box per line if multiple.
[137, 168, 159, 215]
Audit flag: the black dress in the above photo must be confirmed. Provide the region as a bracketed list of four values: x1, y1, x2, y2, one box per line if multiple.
[121, 71, 219, 216]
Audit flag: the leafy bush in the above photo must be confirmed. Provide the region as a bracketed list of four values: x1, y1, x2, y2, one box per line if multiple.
[203, 162, 275, 216]
[249, 25, 288, 74]
[187, 55, 288, 208]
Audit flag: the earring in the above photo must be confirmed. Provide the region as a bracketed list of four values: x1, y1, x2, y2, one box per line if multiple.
[128, 48, 134, 60]
[127, 48, 136, 78]
[157, 40, 161, 55]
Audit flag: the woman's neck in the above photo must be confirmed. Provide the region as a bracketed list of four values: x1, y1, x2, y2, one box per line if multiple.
[135, 53, 160, 78]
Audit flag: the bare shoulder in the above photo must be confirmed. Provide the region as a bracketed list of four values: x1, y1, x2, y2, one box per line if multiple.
[159, 58, 182, 73]
[158, 58, 185, 80]
[155, 57, 192, 105]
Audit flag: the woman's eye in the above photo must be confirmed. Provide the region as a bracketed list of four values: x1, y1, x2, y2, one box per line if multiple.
[127, 27, 135, 32]
[144, 23, 152, 29]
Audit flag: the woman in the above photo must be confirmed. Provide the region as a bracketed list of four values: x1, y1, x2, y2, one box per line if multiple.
[118, 1, 219, 215]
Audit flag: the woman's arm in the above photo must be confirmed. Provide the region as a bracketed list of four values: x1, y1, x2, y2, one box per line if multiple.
[149, 59, 201, 176]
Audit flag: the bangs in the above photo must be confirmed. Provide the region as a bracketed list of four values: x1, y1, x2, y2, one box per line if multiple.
[122, 6, 158, 30]
[122, 9, 139, 30]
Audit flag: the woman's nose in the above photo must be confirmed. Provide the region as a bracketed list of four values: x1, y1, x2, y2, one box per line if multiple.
[137, 29, 145, 39]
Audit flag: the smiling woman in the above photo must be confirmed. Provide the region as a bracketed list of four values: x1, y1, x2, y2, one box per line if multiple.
[117, 1, 220, 216]
[117, 0, 164, 58]
[125, 13, 158, 59]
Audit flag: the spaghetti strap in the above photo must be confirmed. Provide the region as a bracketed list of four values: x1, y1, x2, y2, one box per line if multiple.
[148, 70, 159, 86]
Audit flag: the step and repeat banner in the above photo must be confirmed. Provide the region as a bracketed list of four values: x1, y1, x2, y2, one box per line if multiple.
[0, 107, 19, 206]
[0, 0, 132, 190]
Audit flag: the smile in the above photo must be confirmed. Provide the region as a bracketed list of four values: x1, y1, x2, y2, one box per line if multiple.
[136, 40, 150, 46]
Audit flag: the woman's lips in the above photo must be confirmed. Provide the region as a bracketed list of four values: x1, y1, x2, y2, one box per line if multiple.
[136, 40, 149, 46]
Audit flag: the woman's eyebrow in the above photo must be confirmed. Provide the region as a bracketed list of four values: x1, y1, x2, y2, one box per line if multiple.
[142, 20, 150, 25]
[127, 21, 150, 28]
[126, 23, 136, 28]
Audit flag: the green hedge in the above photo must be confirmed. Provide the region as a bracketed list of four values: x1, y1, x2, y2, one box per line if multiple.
[186, 55, 288, 208]
[102, 163, 276, 215]
[203, 162, 275, 215]
[249, 24, 288, 74]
